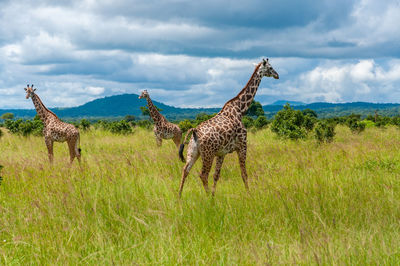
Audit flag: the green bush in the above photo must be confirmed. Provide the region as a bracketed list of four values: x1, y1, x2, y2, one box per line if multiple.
[242, 116, 254, 129]
[137, 120, 152, 130]
[178, 119, 194, 132]
[79, 119, 91, 131]
[270, 104, 309, 140]
[4, 117, 44, 137]
[0, 128, 3, 138]
[254, 116, 269, 129]
[109, 120, 132, 134]
[194, 113, 215, 126]
[346, 117, 366, 134]
[314, 121, 336, 143]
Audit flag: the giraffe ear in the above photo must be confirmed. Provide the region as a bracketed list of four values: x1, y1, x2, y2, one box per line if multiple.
[263, 59, 266, 66]
[24, 88, 27, 91]
[33, 88, 36, 92]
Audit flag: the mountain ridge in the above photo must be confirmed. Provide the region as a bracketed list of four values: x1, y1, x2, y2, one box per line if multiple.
[1, 94, 400, 120]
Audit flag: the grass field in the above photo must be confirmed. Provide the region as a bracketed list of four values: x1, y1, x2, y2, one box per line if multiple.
[0, 126, 400, 264]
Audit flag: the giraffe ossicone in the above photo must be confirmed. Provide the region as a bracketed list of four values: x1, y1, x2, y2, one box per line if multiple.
[138, 90, 182, 149]
[178, 58, 279, 196]
[25, 85, 81, 164]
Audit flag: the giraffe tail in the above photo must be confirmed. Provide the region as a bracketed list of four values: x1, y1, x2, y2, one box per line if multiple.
[179, 128, 197, 162]
[75, 134, 81, 156]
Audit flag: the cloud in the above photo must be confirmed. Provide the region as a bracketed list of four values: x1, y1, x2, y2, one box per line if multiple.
[0, 0, 400, 109]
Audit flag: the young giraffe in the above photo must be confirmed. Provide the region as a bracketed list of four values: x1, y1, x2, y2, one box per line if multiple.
[24, 85, 81, 164]
[138, 90, 182, 148]
[178, 59, 279, 196]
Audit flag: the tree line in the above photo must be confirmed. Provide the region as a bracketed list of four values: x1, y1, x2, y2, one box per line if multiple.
[2, 102, 400, 144]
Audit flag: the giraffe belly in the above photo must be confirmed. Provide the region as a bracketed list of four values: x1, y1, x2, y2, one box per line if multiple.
[216, 143, 236, 156]
[51, 133, 66, 142]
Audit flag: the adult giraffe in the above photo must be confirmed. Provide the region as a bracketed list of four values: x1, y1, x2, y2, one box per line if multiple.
[139, 90, 182, 148]
[25, 85, 81, 164]
[178, 59, 279, 196]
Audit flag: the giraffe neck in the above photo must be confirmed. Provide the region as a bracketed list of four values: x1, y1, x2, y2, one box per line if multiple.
[220, 63, 262, 117]
[146, 96, 164, 123]
[31, 94, 57, 124]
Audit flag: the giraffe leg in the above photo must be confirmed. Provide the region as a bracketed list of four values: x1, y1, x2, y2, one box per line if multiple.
[199, 155, 213, 194]
[155, 136, 162, 147]
[67, 140, 76, 164]
[173, 132, 182, 148]
[212, 155, 225, 196]
[75, 134, 81, 164]
[179, 138, 199, 197]
[45, 137, 54, 163]
[237, 146, 249, 191]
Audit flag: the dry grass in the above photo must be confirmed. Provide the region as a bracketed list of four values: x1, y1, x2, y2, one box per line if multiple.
[0, 126, 399, 264]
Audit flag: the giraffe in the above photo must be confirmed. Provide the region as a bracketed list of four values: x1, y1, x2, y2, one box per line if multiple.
[24, 85, 81, 164]
[138, 90, 182, 148]
[178, 58, 279, 196]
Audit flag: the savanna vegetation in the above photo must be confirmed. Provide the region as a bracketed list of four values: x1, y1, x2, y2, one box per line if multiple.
[0, 105, 400, 264]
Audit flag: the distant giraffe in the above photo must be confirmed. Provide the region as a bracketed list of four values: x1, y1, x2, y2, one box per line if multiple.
[139, 90, 182, 148]
[178, 59, 279, 196]
[25, 85, 81, 164]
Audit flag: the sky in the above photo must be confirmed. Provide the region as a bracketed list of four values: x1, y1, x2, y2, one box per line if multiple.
[0, 0, 399, 109]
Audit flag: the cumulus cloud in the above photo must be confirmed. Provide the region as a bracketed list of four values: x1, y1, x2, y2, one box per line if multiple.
[0, 0, 399, 109]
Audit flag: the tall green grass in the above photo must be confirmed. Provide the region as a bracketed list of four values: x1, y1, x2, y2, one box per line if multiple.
[0, 126, 399, 264]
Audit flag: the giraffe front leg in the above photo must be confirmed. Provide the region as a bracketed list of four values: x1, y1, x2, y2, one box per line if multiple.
[173, 131, 182, 149]
[212, 155, 225, 196]
[200, 155, 213, 194]
[67, 140, 76, 165]
[155, 136, 162, 147]
[237, 146, 249, 191]
[45, 137, 54, 163]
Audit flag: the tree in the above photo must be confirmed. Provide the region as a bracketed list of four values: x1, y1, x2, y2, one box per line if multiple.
[314, 121, 336, 143]
[254, 116, 269, 129]
[124, 115, 136, 123]
[79, 119, 91, 131]
[270, 104, 308, 140]
[242, 116, 254, 128]
[1, 113, 14, 120]
[178, 119, 194, 132]
[246, 100, 264, 117]
[302, 108, 317, 118]
[140, 105, 162, 117]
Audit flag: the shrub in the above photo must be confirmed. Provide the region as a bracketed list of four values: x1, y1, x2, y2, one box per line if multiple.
[137, 120, 152, 130]
[194, 113, 215, 126]
[0, 128, 3, 138]
[1, 112, 14, 120]
[270, 104, 308, 140]
[179, 119, 194, 132]
[303, 115, 317, 131]
[314, 121, 336, 143]
[242, 116, 254, 129]
[109, 120, 132, 134]
[79, 119, 91, 131]
[4, 117, 44, 137]
[346, 117, 366, 134]
[254, 116, 269, 129]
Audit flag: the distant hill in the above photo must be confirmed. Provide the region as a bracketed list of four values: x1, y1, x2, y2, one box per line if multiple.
[271, 100, 305, 106]
[0, 94, 220, 121]
[1, 94, 400, 120]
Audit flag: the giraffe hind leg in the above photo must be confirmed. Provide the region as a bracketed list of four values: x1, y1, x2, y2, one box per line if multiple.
[179, 139, 199, 197]
[212, 155, 225, 196]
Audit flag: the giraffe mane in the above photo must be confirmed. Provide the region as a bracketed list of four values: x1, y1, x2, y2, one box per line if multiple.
[34, 93, 60, 119]
[220, 62, 262, 110]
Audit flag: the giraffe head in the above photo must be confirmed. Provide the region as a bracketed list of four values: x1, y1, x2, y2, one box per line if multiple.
[138, 90, 149, 99]
[258, 58, 279, 79]
[24, 84, 36, 99]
